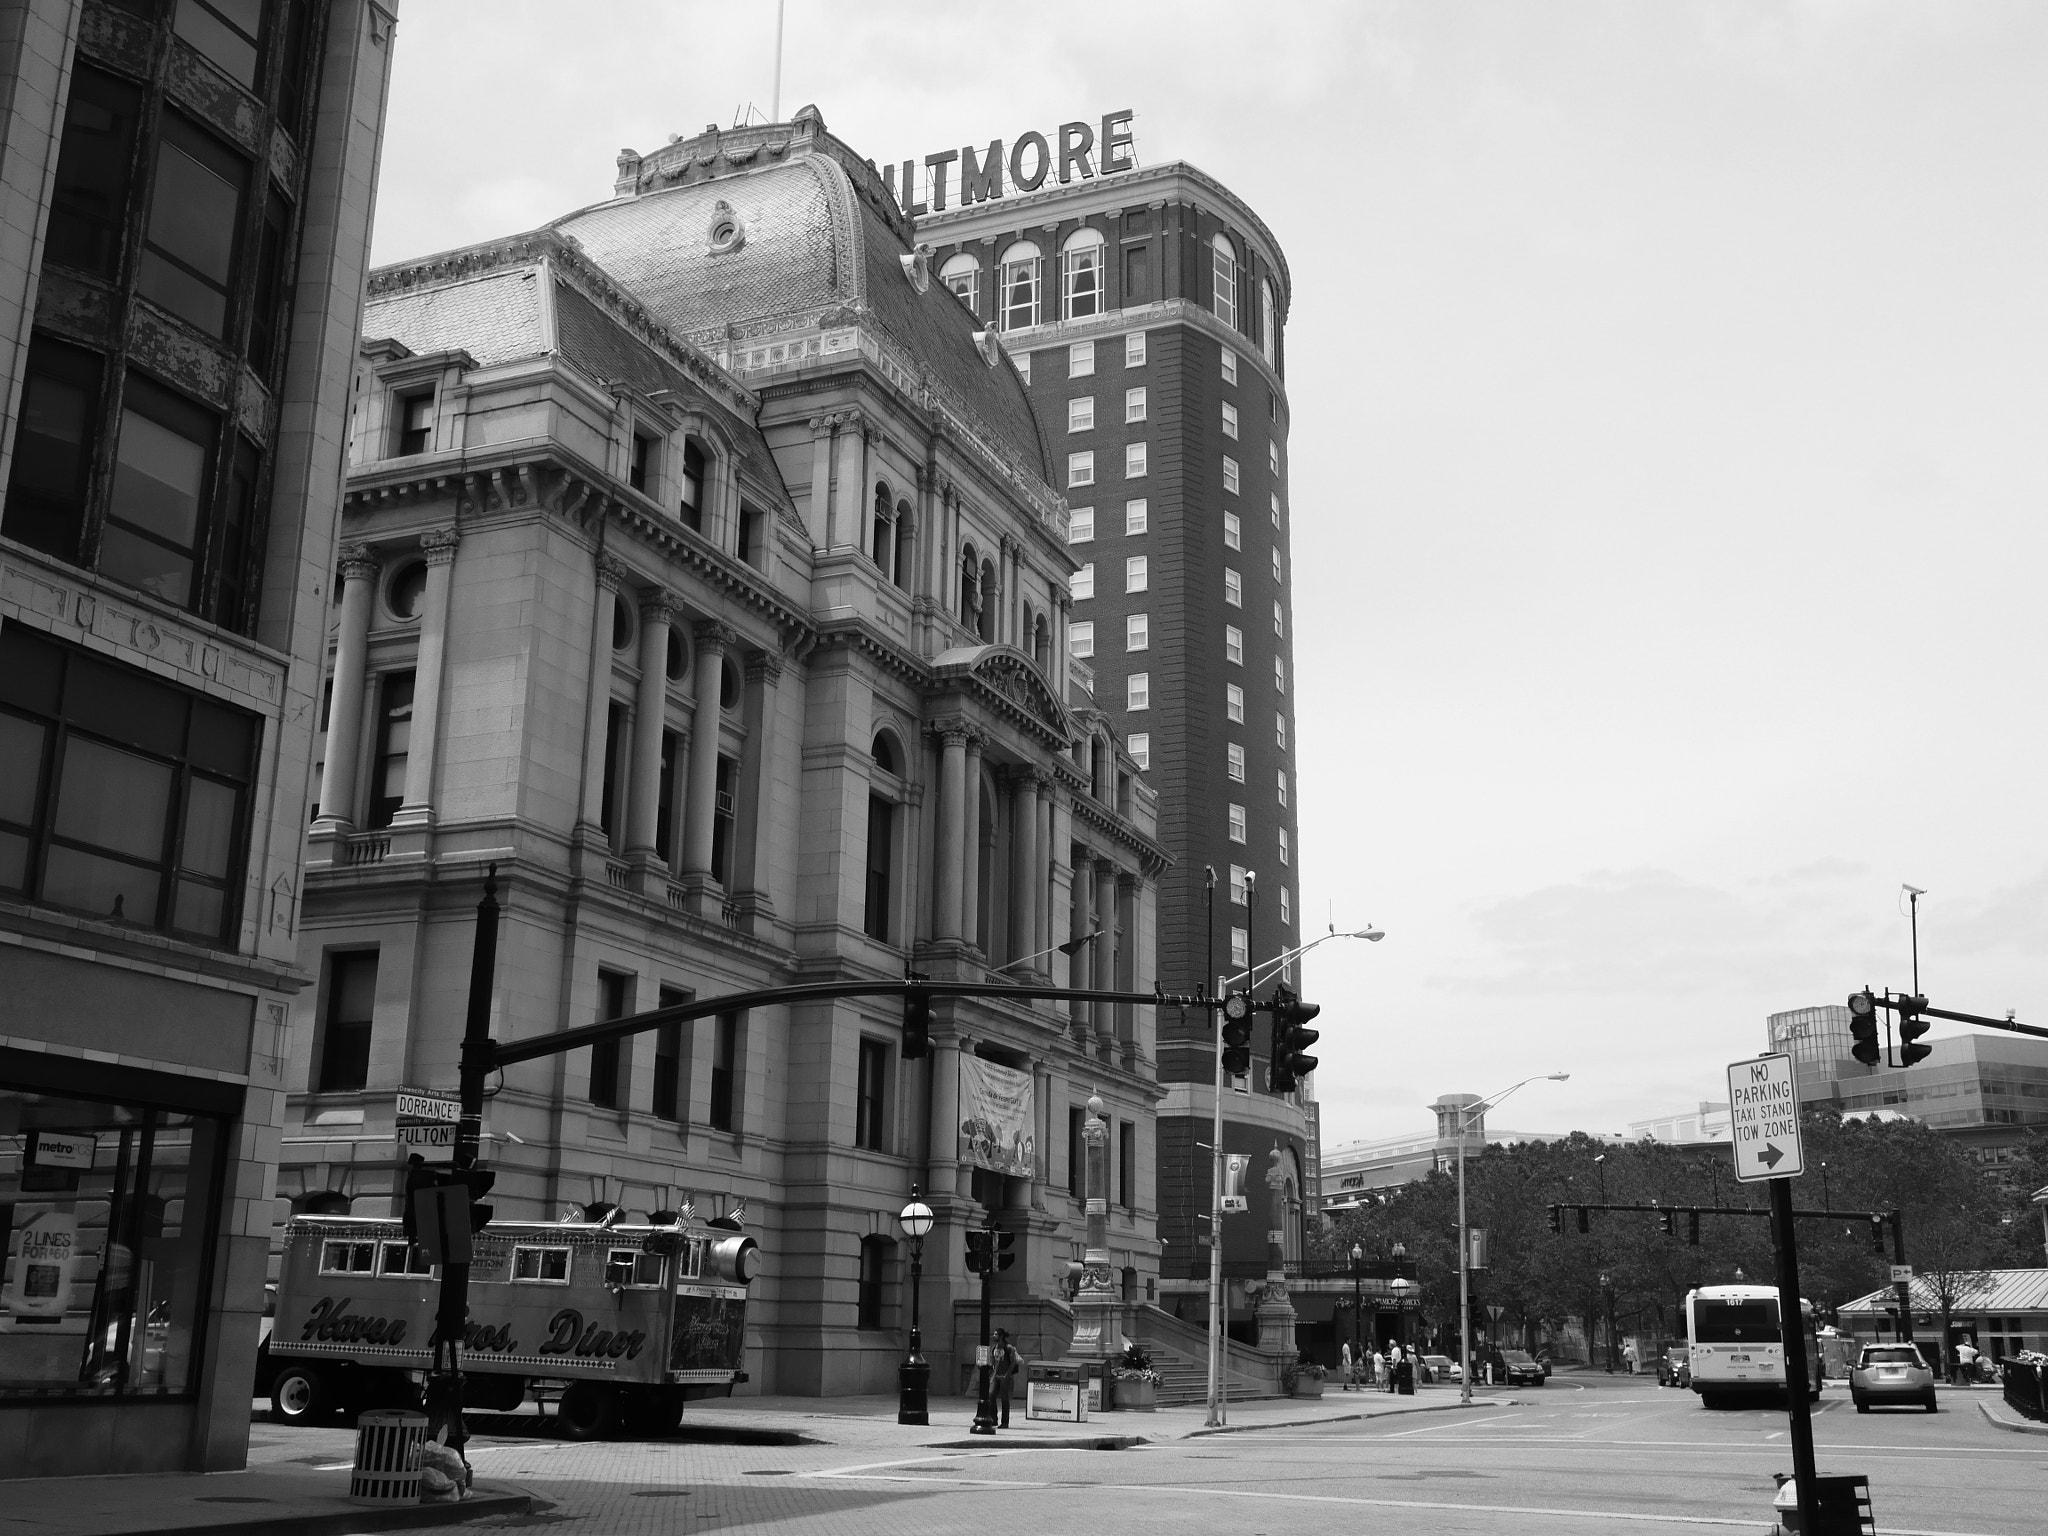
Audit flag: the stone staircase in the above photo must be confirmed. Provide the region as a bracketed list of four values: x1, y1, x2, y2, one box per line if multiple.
[1127, 1305, 1282, 1407]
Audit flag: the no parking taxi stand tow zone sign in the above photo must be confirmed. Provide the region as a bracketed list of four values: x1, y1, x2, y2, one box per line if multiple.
[1726, 1052, 1803, 1183]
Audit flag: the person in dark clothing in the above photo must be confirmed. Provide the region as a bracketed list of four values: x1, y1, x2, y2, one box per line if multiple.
[992, 1329, 1020, 1427]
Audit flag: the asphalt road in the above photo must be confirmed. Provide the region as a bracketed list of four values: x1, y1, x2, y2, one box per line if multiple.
[249, 1375, 2048, 1535]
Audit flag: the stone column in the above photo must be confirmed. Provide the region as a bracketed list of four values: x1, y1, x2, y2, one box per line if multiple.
[833, 412, 866, 552]
[807, 415, 835, 547]
[1055, 592, 1072, 705]
[313, 545, 379, 832]
[1007, 770, 1038, 971]
[1049, 788, 1073, 982]
[578, 552, 627, 834]
[1069, 845, 1094, 1043]
[961, 729, 985, 954]
[1256, 1142, 1299, 1356]
[1034, 773, 1055, 960]
[1031, 1061, 1053, 1213]
[1069, 1094, 1126, 1361]
[932, 724, 967, 942]
[1093, 858, 1119, 1055]
[625, 589, 673, 860]
[931, 1036, 962, 1197]
[1116, 870, 1141, 1061]
[681, 621, 734, 885]
[731, 650, 783, 934]
[392, 529, 459, 831]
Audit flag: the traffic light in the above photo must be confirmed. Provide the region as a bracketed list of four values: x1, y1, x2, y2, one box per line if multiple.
[1267, 985, 1321, 1095]
[401, 1154, 435, 1245]
[458, 1166, 496, 1235]
[1220, 992, 1254, 1076]
[1897, 994, 1932, 1067]
[994, 1228, 1015, 1272]
[1848, 989, 1881, 1066]
[1576, 1206, 1590, 1234]
[1546, 1204, 1563, 1235]
[1869, 1215, 1887, 1255]
[1687, 1210, 1700, 1246]
[903, 977, 933, 1061]
[965, 1228, 989, 1274]
[1657, 1209, 1675, 1238]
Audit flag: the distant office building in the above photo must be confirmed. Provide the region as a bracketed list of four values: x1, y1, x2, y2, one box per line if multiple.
[1627, 1101, 1732, 1147]
[1, 0, 395, 1478]
[1319, 1095, 1604, 1212]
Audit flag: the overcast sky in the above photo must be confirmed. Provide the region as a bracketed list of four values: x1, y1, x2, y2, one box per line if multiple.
[370, 1, 2048, 1147]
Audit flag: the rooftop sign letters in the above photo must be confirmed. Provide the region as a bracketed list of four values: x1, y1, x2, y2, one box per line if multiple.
[884, 111, 1136, 217]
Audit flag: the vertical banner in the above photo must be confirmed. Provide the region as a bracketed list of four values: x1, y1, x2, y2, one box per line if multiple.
[958, 1056, 1035, 1178]
[1221, 1153, 1250, 1212]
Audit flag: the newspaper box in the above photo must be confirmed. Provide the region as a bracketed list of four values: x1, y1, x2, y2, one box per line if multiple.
[1026, 1360, 1087, 1422]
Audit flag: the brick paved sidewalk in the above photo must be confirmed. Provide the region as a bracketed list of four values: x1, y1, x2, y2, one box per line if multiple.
[0, 1465, 531, 1536]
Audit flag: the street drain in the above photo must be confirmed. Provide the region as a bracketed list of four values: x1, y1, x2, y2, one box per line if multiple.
[744, 1470, 794, 1476]
[632, 1490, 695, 1497]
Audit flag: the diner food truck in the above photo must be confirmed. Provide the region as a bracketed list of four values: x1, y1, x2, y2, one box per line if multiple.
[260, 1211, 759, 1438]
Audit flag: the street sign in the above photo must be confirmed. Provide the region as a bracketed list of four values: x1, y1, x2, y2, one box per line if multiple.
[396, 1124, 457, 1150]
[1726, 1052, 1804, 1183]
[1890, 1264, 1913, 1284]
[397, 1092, 460, 1124]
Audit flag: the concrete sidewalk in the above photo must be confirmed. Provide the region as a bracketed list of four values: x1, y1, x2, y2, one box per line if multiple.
[0, 1466, 532, 1536]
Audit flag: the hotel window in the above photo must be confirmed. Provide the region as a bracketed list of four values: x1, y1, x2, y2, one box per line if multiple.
[1212, 234, 1238, 328]
[1229, 865, 1247, 905]
[1230, 926, 1248, 969]
[1273, 601, 1284, 637]
[1220, 346, 1238, 386]
[1068, 396, 1095, 432]
[1127, 732, 1150, 770]
[318, 950, 377, 1092]
[1276, 712, 1287, 749]
[1072, 563, 1094, 600]
[1277, 769, 1287, 805]
[1272, 547, 1284, 583]
[709, 1010, 743, 1131]
[1068, 505, 1095, 542]
[1124, 331, 1146, 367]
[1125, 387, 1147, 423]
[1227, 743, 1245, 782]
[1262, 278, 1278, 363]
[1068, 621, 1095, 659]
[864, 794, 894, 942]
[1270, 439, 1280, 475]
[1062, 228, 1106, 320]
[1125, 441, 1147, 478]
[1126, 614, 1149, 652]
[589, 970, 630, 1109]
[1125, 498, 1148, 535]
[1226, 683, 1244, 723]
[1228, 804, 1246, 843]
[1069, 338, 1096, 377]
[1275, 656, 1286, 693]
[1271, 490, 1282, 526]
[1221, 401, 1239, 439]
[856, 1038, 891, 1152]
[1280, 886, 1291, 925]
[999, 240, 1040, 329]
[1224, 569, 1242, 607]
[1125, 555, 1147, 593]
[1278, 826, 1291, 864]
[940, 251, 981, 312]
[678, 440, 707, 531]
[1223, 510, 1241, 550]
[1068, 450, 1094, 488]
[1223, 456, 1240, 495]
[1126, 672, 1150, 711]
[1225, 626, 1243, 665]
[396, 392, 434, 457]
[0, 621, 259, 946]
[654, 985, 688, 1122]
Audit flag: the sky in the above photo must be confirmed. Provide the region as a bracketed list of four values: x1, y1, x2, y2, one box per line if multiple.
[368, 1, 2048, 1147]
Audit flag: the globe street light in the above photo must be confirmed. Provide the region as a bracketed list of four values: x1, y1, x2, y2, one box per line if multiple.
[896, 1188, 935, 1425]
[1390, 1240, 1411, 1366]
[1456, 1073, 1570, 1405]
[1350, 1242, 1365, 1384]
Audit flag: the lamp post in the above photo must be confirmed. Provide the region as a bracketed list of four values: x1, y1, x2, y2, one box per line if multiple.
[1350, 1242, 1364, 1381]
[1390, 1251, 1412, 1368]
[1600, 1269, 1616, 1374]
[895, 1188, 934, 1425]
[1455, 1073, 1569, 1405]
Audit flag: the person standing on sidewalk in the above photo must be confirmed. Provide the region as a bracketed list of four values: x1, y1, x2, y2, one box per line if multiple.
[1341, 1341, 1354, 1390]
[992, 1329, 1019, 1427]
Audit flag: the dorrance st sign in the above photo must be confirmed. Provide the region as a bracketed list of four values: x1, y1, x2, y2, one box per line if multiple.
[1726, 1052, 1804, 1183]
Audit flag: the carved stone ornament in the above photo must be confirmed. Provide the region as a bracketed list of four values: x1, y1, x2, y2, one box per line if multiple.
[593, 550, 630, 591]
[419, 527, 460, 565]
[899, 244, 932, 293]
[1077, 1261, 1115, 1294]
[338, 544, 379, 582]
[744, 650, 783, 685]
[706, 199, 745, 255]
[974, 651, 1061, 730]
[693, 618, 740, 653]
[972, 329, 1004, 369]
[640, 588, 677, 625]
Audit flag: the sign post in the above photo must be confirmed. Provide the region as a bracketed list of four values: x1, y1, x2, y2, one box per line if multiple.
[1727, 1053, 1817, 1533]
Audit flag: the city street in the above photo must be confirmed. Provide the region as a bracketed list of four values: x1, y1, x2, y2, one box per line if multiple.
[239, 1376, 2048, 1536]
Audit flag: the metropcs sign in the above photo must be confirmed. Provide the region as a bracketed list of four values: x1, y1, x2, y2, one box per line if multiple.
[884, 110, 1137, 217]
[1725, 1052, 1804, 1183]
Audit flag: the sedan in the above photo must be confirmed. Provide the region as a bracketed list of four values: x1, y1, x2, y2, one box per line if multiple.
[1419, 1354, 1462, 1384]
[1500, 1349, 1546, 1387]
[1657, 1348, 1691, 1388]
[1850, 1343, 1936, 1413]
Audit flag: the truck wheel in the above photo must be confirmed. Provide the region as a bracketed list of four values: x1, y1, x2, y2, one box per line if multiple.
[557, 1382, 619, 1440]
[271, 1364, 332, 1425]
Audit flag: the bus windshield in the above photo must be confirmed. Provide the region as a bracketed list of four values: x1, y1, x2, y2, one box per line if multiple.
[1693, 1300, 1780, 1343]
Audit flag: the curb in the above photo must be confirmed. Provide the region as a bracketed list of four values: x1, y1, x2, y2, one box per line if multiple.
[926, 1434, 1147, 1450]
[1976, 1400, 2048, 1437]
[86, 1486, 535, 1536]
[1180, 1397, 1509, 1438]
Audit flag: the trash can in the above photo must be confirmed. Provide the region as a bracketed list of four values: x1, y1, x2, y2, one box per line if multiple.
[349, 1408, 427, 1503]
[1026, 1360, 1087, 1422]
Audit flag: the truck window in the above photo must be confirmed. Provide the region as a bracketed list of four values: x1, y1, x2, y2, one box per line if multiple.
[378, 1241, 434, 1276]
[608, 1248, 664, 1287]
[320, 1240, 376, 1275]
[512, 1245, 571, 1283]
[680, 1237, 704, 1280]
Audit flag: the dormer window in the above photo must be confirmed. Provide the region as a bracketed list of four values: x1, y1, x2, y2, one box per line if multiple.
[630, 430, 655, 494]
[395, 391, 433, 456]
[680, 440, 706, 531]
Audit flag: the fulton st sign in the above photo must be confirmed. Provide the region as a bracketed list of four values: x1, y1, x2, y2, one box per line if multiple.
[883, 110, 1137, 216]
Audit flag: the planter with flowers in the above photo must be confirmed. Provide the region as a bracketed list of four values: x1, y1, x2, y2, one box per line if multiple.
[1110, 1343, 1161, 1411]
[1283, 1350, 1328, 1399]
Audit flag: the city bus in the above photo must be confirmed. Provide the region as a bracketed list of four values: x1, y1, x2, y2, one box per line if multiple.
[1684, 1284, 1822, 1408]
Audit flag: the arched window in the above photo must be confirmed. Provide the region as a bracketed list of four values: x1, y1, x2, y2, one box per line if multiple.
[977, 557, 997, 642]
[939, 252, 981, 313]
[866, 729, 902, 944]
[679, 439, 708, 531]
[1211, 234, 1238, 330]
[871, 729, 900, 777]
[1061, 227, 1106, 320]
[959, 543, 980, 628]
[1034, 612, 1050, 669]
[871, 482, 893, 577]
[1260, 278, 1277, 365]
[1090, 736, 1108, 801]
[857, 1235, 894, 1330]
[998, 241, 1040, 331]
[893, 499, 913, 590]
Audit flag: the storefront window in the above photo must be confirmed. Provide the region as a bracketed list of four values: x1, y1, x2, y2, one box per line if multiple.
[1, 1086, 226, 1399]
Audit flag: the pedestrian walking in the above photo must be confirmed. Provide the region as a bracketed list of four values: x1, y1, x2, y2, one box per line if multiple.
[992, 1329, 1019, 1427]
[1623, 1341, 1638, 1375]
[1340, 1341, 1354, 1390]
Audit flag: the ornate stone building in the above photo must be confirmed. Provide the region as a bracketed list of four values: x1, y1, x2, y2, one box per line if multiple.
[278, 108, 1167, 1398]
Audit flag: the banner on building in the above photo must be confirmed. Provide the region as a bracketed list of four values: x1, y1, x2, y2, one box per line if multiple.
[1221, 1154, 1250, 1212]
[958, 1056, 1035, 1179]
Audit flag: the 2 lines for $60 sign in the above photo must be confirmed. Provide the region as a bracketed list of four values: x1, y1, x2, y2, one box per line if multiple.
[1726, 1052, 1804, 1183]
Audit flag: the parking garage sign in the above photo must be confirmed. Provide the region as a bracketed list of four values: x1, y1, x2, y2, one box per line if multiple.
[1726, 1052, 1804, 1183]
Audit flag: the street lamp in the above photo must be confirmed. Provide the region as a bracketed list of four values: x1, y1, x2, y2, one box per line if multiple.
[895, 1187, 934, 1425]
[1350, 1242, 1365, 1385]
[1389, 1246, 1412, 1369]
[1455, 1073, 1569, 1405]
[1599, 1269, 1617, 1375]
[994, 925, 1101, 975]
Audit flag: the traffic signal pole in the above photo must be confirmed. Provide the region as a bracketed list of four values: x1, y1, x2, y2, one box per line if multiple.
[1769, 1176, 1820, 1527]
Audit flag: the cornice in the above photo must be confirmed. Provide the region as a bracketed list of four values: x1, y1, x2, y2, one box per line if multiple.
[997, 295, 1288, 409]
[1068, 790, 1173, 879]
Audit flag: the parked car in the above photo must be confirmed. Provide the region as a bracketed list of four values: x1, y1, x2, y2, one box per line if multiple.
[1850, 1343, 1937, 1413]
[1657, 1346, 1691, 1388]
[1419, 1354, 1462, 1384]
[1500, 1349, 1546, 1387]
[1536, 1352, 1554, 1378]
